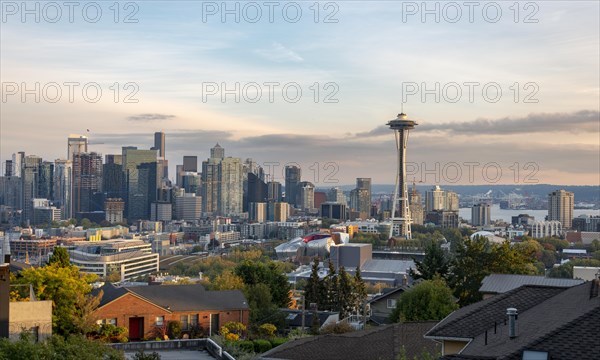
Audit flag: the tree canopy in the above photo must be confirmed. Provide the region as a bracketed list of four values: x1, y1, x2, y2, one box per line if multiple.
[410, 241, 449, 281]
[390, 278, 458, 323]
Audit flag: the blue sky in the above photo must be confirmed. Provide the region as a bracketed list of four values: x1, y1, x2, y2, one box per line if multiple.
[1, 1, 599, 185]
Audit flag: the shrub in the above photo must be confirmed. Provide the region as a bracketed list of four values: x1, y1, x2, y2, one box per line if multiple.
[258, 323, 277, 338]
[269, 337, 287, 348]
[167, 321, 182, 339]
[132, 350, 161, 360]
[239, 340, 255, 353]
[319, 322, 355, 334]
[253, 339, 272, 353]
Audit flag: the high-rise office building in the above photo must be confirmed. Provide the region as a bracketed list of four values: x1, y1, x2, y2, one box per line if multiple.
[11, 152, 24, 178]
[249, 202, 267, 223]
[175, 193, 202, 221]
[220, 157, 243, 216]
[328, 187, 346, 205]
[548, 190, 574, 229]
[471, 203, 491, 226]
[103, 154, 124, 199]
[53, 159, 72, 219]
[4, 160, 13, 177]
[67, 134, 88, 161]
[321, 202, 347, 221]
[38, 161, 54, 201]
[210, 143, 225, 160]
[201, 158, 221, 215]
[183, 156, 198, 172]
[267, 181, 283, 203]
[246, 172, 267, 211]
[445, 191, 459, 211]
[21, 155, 42, 222]
[105, 198, 125, 224]
[270, 202, 289, 222]
[72, 152, 103, 214]
[181, 172, 201, 195]
[152, 131, 166, 158]
[299, 181, 315, 211]
[122, 147, 158, 221]
[285, 165, 301, 207]
[409, 182, 424, 225]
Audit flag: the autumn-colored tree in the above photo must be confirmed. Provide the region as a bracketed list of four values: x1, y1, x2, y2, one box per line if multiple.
[211, 270, 245, 291]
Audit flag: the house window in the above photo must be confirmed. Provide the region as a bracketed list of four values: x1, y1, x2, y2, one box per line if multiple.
[96, 318, 117, 326]
[156, 316, 164, 326]
[387, 299, 397, 309]
[180, 315, 189, 330]
[190, 314, 199, 327]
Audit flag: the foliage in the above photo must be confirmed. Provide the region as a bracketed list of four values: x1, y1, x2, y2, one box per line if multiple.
[269, 337, 288, 348]
[547, 259, 600, 279]
[337, 267, 355, 319]
[167, 321, 182, 339]
[252, 339, 272, 353]
[323, 261, 339, 312]
[0, 332, 124, 360]
[132, 350, 161, 360]
[257, 323, 277, 338]
[94, 323, 128, 343]
[410, 241, 449, 281]
[319, 322, 355, 334]
[235, 260, 291, 308]
[238, 340, 255, 353]
[12, 262, 99, 336]
[390, 278, 458, 322]
[353, 268, 368, 313]
[48, 247, 70, 267]
[304, 257, 325, 310]
[448, 236, 538, 306]
[211, 270, 245, 291]
[220, 321, 247, 342]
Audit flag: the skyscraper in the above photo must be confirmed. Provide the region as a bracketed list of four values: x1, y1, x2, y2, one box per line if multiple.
[67, 134, 88, 161]
[548, 190, 574, 229]
[183, 156, 198, 172]
[152, 131, 166, 158]
[328, 187, 346, 205]
[299, 181, 315, 211]
[267, 181, 283, 203]
[351, 177, 371, 219]
[21, 155, 42, 222]
[409, 182, 424, 225]
[72, 152, 103, 214]
[285, 165, 301, 207]
[387, 113, 417, 239]
[425, 186, 445, 212]
[210, 143, 225, 160]
[103, 154, 124, 199]
[122, 147, 158, 221]
[38, 161, 54, 201]
[201, 145, 223, 215]
[53, 159, 72, 219]
[219, 157, 243, 216]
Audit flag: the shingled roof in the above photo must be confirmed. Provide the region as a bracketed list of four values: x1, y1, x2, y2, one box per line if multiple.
[431, 281, 600, 360]
[479, 274, 584, 294]
[259, 321, 440, 360]
[94, 283, 249, 312]
[426, 285, 566, 339]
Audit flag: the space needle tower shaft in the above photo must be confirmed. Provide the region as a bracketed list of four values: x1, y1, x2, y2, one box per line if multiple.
[387, 113, 418, 239]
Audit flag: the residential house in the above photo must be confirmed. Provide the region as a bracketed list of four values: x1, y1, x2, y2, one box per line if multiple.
[92, 283, 249, 340]
[367, 286, 408, 325]
[426, 281, 600, 359]
[280, 309, 339, 333]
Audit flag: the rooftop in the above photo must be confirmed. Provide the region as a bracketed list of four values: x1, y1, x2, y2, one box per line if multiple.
[479, 274, 584, 294]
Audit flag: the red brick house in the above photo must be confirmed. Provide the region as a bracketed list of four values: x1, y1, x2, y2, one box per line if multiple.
[92, 283, 249, 340]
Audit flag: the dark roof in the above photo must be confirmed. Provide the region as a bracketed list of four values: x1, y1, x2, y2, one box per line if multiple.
[479, 274, 584, 294]
[426, 285, 566, 339]
[260, 322, 440, 360]
[280, 309, 338, 328]
[459, 281, 600, 360]
[95, 283, 249, 312]
[367, 286, 408, 305]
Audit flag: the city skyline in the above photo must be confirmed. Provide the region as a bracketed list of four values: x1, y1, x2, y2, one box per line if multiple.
[1, 2, 599, 185]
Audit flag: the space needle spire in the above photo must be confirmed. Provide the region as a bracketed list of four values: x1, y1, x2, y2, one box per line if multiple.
[387, 113, 418, 239]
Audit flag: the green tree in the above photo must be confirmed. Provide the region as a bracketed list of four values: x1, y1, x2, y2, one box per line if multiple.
[353, 267, 367, 315]
[410, 241, 449, 280]
[211, 270, 245, 291]
[13, 263, 99, 336]
[337, 267, 354, 319]
[448, 236, 538, 306]
[390, 278, 458, 322]
[48, 247, 70, 267]
[235, 260, 291, 308]
[323, 261, 339, 312]
[304, 257, 325, 310]
[548, 259, 600, 279]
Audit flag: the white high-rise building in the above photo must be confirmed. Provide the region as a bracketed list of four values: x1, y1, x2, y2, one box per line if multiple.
[425, 186, 445, 212]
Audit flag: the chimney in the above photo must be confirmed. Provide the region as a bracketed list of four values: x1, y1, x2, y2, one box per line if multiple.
[507, 308, 518, 339]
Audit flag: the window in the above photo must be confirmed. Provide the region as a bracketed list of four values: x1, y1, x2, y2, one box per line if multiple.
[387, 299, 397, 309]
[180, 315, 189, 330]
[96, 318, 117, 326]
[190, 314, 199, 327]
[156, 316, 164, 326]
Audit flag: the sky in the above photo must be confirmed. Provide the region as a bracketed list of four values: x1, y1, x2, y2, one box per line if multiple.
[1, 1, 599, 186]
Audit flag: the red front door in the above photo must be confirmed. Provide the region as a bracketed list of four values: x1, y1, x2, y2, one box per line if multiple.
[129, 317, 144, 340]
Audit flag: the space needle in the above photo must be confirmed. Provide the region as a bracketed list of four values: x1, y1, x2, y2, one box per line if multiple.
[387, 113, 418, 240]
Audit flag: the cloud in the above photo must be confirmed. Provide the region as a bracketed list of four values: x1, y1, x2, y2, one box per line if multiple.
[254, 42, 304, 63]
[355, 110, 600, 137]
[127, 114, 177, 122]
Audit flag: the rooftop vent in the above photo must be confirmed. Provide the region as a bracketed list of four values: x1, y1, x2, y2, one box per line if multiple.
[507, 308, 518, 339]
